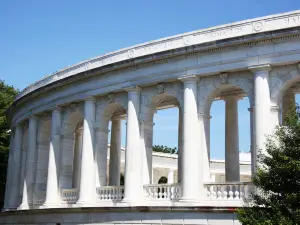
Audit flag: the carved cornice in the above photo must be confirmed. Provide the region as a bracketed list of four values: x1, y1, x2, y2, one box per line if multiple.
[248, 64, 272, 72]
[125, 86, 142, 93]
[13, 11, 300, 102]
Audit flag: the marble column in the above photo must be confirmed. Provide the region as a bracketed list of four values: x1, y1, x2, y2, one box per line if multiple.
[77, 98, 96, 205]
[3, 131, 14, 210]
[43, 107, 62, 207]
[180, 76, 201, 201]
[167, 170, 174, 184]
[109, 118, 122, 186]
[141, 120, 154, 185]
[72, 127, 83, 189]
[8, 124, 23, 208]
[123, 87, 142, 202]
[248, 107, 255, 176]
[224, 96, 240, 182]
[249, 64, 271, 171]
[95, 118, 109, 187]
[19, 116, 38, 209]
[282, 92, 295, 124]
[200, 113, 211, 183]
[177, 107, 182, 184]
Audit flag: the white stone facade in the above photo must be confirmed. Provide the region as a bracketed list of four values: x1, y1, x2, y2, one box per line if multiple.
[2, 10, 300, 224]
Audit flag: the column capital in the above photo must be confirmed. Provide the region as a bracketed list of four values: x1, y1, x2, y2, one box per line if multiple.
[270, 105, 280, 113]
[198, 113, 212, 120]
[84, 96, 96, 103]
[222, 94, 242, 102]
[248, 64, 271, 73]
[125, 86, 141, 93]
[178, 75, 199, 83]
[52, 106, 62, 113]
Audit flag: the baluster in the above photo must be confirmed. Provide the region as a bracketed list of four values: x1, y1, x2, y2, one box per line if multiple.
[154, 187, 158, 199]
[222, 185, 228, 200]
[228, 185, 233, 200]
[240, 184, 244, 200]
[217, 185, 222, 199]
[234, 184, 239, 200]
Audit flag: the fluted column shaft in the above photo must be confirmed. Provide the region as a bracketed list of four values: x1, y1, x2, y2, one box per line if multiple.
[200, 113, 211, 183]
[180, 77, 201, 201]
[78, 98, 96, 205]
[123, 87, 142, 202]
[224, 96, 240, 182]
[177, 107, 182, 183]
[141, 120, 154, 185]
[8, 124, 23, 208]
[44, 107, 62, 207]
[109, 119, 122, 186]
[19, 116, 38, 209]
[250, 65, 271, 172]
[72, 128, 83, 189]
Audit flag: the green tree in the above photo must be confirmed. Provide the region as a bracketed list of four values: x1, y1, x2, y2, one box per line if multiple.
[152, 145, 177, 154]
[237, 107, 300, 225]
[0, 80, 18, 207]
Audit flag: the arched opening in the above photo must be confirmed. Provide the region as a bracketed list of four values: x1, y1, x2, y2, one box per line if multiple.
[142, 87, 180, 186]
[59, 105, 83, 190]
[208, 85, 251, 183]
[34, 116, 51, 205]
[97, 102, 127, 187]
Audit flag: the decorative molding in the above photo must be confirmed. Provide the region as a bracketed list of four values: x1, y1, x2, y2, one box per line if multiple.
[14, 11, 300, 101]
[248, 64, 271, 72]
[220, 73, 228, 84]
[107, 93, 115, 103]
[156, 83, 164, 94]
[125, 86, 142, 93]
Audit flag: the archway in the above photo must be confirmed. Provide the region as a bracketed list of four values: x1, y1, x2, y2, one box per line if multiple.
[141, 84, 181, 186]
[206, 83, 251, 183]
[96, 102, 127, 187]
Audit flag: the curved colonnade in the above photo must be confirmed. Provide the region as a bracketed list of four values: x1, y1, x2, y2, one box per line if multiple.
[3, 11, 300, 213]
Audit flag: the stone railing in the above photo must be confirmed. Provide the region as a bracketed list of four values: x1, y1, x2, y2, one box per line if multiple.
[204, 182, 253, 200]
[144, 184, 180, 201]
[96, 186, 124, 201]
[60, 188, 79, 204]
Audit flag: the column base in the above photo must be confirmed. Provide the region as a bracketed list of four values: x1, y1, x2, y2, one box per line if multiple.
[18, 203, 30, 210]
[40, 202, 59, 209]
[179, 197, 200, 203]
[76, 200, 95, 207]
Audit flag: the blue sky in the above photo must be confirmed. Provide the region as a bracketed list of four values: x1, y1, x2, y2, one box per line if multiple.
[1, 0, 300, 159]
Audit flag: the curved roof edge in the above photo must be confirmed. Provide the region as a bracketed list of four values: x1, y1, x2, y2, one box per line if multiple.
[15, 10, 300, 101]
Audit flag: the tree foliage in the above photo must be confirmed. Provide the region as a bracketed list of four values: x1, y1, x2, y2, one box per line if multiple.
[237, 107, 300, 225]
[152, 145, 177, 154]
[0, 80, 18, 185]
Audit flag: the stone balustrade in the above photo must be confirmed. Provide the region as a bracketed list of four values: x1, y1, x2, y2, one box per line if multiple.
[144, 184, 180, 201]
[96, 186, 124, 201]
[204, 182, 253, 201]
[60, 189, 79, 204]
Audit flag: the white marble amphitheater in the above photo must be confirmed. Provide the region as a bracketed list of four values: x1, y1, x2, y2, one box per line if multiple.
[1, 10, 300, 225]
